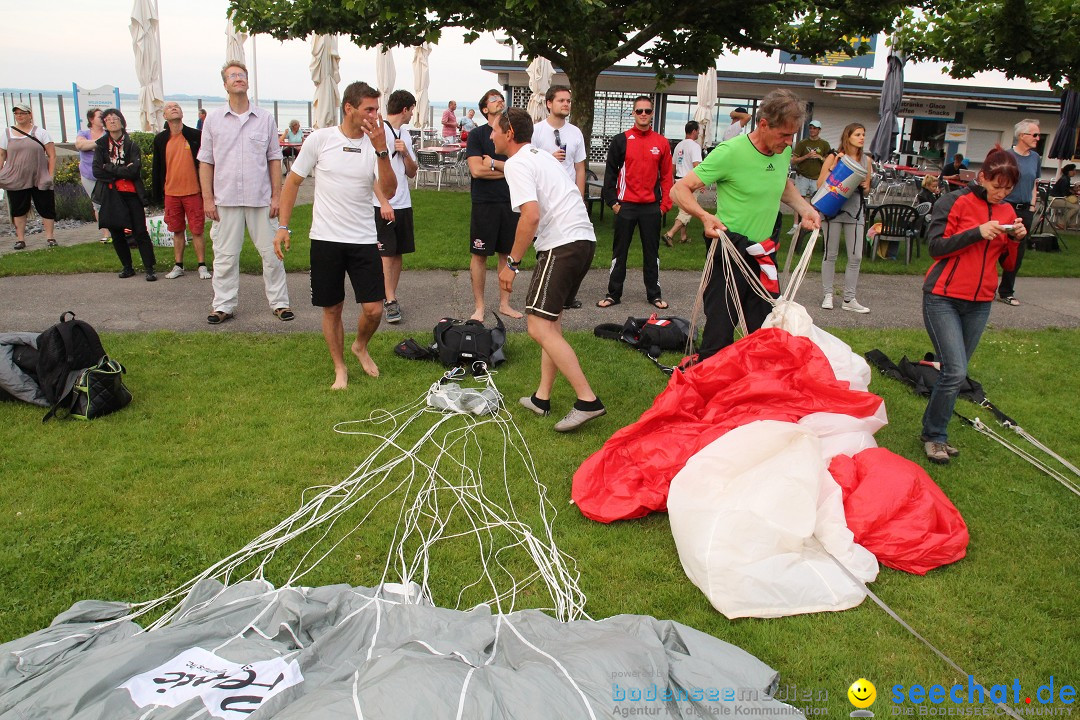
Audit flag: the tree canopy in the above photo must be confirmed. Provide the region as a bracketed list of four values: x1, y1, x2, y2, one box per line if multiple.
[229, 0, 918, 139]
[894, 0, 1078, 89]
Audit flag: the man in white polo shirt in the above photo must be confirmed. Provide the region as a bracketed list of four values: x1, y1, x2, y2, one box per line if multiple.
[274, 81, 397, 389]
[495, 107, 605, 433]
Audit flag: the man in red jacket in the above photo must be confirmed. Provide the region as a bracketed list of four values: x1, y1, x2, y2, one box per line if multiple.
[597, 96, 673, 309]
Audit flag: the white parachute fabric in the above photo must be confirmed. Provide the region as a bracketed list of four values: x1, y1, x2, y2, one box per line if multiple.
[668, 420, 878, 619]
[0, 580, 806, 719]
[762, 299, 873, 391]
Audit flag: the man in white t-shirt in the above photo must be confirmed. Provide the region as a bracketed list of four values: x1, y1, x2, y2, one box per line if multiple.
[722, 106, 751, 141]
[495, 108, 605, 433]
[374, 89, 418, 324]
[531, 84, 588, 310]
[274, 81, 397, 389]
[663, 121, 703, 245]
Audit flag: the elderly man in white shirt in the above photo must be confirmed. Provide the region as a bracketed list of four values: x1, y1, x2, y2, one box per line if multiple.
[198, 61, 293, 325]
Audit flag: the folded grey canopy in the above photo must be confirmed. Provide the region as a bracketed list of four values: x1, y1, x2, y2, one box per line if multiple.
[0, 580, 803, 719]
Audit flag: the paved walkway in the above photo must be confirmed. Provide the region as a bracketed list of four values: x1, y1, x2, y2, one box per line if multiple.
[3, 179, 1077, 334]
[3, 267, 1077, 334]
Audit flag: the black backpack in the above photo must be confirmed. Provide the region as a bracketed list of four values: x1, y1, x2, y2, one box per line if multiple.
[36, 312, 107, 407]
[595, 314, 693, 358]
[433, 315, 507, 372]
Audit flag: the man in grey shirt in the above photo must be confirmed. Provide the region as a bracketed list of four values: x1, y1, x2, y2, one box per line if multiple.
[997, 118, 1041, 306]
[198, 61, 293, 325]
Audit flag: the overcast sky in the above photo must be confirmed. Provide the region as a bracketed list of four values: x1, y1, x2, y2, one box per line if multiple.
[2, 0, 1051, 103]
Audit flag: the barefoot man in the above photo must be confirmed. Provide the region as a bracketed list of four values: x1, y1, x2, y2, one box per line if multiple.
[466, 89, 523, 321]
[275, 81, 396, 387]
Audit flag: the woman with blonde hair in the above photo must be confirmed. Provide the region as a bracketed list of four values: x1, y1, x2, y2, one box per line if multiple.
[817, 122, 872, 313]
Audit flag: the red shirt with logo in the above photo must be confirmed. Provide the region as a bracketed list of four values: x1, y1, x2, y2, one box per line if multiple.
[603, 128, 673, 213]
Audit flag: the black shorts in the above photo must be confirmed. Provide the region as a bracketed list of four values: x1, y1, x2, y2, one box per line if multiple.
[469, 202, 518, 256]
[375, 206, 416, 256]
[309, 239, 385, 307]
[7, 187, 56, 220]
[525, 240, 595, 319]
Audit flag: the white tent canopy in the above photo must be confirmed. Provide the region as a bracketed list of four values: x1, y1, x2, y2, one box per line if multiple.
[130, 0, 165, 132]
[310, 34, 340, 128]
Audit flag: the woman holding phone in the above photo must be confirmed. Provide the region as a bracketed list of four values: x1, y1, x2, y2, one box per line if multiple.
[920, 146, 1026, 465]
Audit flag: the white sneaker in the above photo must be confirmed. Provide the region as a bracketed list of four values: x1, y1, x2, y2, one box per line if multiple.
[198, 265, 213, 279]
[842, 299, 870, 314]
[821, 293, 834, 310]
[164, 265, 185, 279]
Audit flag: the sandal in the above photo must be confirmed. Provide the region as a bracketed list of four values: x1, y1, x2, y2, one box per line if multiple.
[13, 241, 26, 250]
[207, 310, 234, 325]
[662, 233, 674, 248]
[47, 239, 58, 248]
[596, 296, 620, 308]
[273, 307, 296, 321]
[651, 298, 669, 310]
[997, 295, 1020, 307]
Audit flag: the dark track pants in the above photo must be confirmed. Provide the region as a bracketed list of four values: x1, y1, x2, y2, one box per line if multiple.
[606, 201, 662, 303]
[699, 235, 777, 360]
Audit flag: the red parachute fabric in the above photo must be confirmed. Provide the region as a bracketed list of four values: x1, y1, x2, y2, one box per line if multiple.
[572, 328, 884, 523]
[828, 449, 969, 575]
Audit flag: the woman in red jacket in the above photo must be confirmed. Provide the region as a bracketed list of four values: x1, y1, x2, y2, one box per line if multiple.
[921, 146, 1026, 465]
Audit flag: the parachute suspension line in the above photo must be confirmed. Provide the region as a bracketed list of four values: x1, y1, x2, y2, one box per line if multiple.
[109, 368, 588, 636]
[992, 413, 1080, 479]
[686, 228, 819, 356]
[823, 548, 1024, 720]
[959, 416, 1080, 498]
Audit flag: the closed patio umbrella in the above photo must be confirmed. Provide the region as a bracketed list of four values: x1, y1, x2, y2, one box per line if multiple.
[310, 34, 340, 128]
[869, 51, 905, 162]
[693, 67, 717, 147]
[412, 43, 431, 131]
[1047, 90, 1080, 160]
[130, 0, 165, 132]
[225, 13, 247, 64]
[375, 44, 395, 116]
[526, 57, 554, 122]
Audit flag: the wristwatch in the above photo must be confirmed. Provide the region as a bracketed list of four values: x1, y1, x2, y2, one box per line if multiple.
[506, 256, 520, 274]
[375, 149, 389, 158]
[277, 225, 291, 234]
[490, 158, 496, 171]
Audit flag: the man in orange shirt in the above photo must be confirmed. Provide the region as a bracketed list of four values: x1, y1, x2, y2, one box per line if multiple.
[152, 102, 211, 279]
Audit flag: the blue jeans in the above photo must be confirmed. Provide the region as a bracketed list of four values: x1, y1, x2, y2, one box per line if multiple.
[921, 293, 992, 442]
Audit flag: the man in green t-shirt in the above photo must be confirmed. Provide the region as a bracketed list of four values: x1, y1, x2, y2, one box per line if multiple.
[670, 89, 821, 361]
[791, 120, 831, 198]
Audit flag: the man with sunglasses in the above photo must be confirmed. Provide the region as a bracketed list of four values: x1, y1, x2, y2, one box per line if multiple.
[597, 96, 673, 310]
[531, 84, 587, 309]
[996, 119, 1041, 307]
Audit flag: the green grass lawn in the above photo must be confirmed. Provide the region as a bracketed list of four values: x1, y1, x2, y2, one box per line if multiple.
[3, 190, 1079, 278]
[1, 328, 1076, 716]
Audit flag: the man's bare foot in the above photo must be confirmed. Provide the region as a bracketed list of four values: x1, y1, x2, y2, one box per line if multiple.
[331, 366, 348, 390]
[498, 305, 524, 319]
[351, 341, 380, 377]
[470, 308, 485, 322]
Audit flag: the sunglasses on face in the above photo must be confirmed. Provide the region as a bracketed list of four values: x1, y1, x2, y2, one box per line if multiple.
[634, 108, 653, 115]
[227, 72, 248, 80]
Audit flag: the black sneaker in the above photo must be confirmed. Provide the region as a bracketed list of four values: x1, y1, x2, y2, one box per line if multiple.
[118, 267, 136, 279]
[384, 300, 402, 324]
[145, 271, 157, 282]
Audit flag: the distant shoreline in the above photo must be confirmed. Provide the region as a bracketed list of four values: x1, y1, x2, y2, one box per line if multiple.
[1, 88, 452, 105]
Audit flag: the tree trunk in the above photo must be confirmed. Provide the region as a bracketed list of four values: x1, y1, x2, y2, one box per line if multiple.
[563, 61, 602, 159]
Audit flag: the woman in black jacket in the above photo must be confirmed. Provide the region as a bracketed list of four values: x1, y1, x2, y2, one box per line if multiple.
[93, 108, 157, 280]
